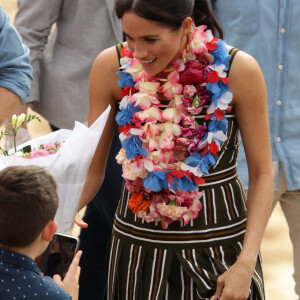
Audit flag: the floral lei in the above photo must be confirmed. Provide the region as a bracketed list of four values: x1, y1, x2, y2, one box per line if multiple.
[115, 23, 233, 229]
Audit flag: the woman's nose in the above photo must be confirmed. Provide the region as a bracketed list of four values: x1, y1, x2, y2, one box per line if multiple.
[133, 43, 148, 60]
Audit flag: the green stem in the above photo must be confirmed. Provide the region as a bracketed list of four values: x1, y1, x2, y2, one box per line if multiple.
[0, 147, 8, 156]
[13, 129, 17, 153]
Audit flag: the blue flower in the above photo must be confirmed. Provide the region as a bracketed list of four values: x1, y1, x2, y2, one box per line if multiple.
[117, 71, 135, 88]
[144, 171, 170, 192]
[179, 175, 198, 192]
[116, 103, 140, 126]
[121, 135, 147, 159]
[202, 151, 218, 169]
[206, 81, 229, 107]
[170, 176, 179, 191]
[185, 152, 202, 167]
[185, 152, 209, 174]
[211, 40, 231, 68]
[208, 116, 228, 132]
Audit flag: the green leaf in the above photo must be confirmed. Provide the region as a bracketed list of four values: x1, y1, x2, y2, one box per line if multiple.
[168, 200, 177, 206]
[22, 144, 32, 154]
[192, 95, 200, 108]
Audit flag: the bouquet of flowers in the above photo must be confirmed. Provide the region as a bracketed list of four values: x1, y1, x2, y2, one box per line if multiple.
[0, 106, 111, 234]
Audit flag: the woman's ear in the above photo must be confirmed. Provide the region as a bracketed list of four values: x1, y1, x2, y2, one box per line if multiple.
[181, 17, 193, 35]
[41, 220, 57, 242]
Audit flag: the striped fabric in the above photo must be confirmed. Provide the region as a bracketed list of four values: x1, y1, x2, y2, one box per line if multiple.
[106, 46, 264, 299]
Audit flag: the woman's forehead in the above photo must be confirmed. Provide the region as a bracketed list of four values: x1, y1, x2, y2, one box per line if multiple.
[122, 12, 171, 37]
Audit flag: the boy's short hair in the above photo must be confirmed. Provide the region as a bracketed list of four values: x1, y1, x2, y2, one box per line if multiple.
[0, 165, 58, 247]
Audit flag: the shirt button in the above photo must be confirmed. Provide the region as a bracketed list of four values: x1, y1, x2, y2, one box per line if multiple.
[280, 28, 286, 34]
[277, 100, 282, 105]
[276, 137, 281, 142]
[278, 65, 284, 70]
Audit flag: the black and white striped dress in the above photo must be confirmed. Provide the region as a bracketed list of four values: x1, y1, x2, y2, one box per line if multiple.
[105, 47, 265, 300]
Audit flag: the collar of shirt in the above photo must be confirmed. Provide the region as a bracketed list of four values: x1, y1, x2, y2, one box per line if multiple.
[0, 246, 41, 275]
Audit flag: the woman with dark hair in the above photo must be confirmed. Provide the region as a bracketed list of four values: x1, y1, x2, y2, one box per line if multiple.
[78, 0, 274, 299]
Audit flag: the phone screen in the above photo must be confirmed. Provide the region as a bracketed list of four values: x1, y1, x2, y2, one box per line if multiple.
[41, 233, 79, 279]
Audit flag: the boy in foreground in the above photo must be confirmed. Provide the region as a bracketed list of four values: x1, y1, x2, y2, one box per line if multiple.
[0, 165, 82, 299]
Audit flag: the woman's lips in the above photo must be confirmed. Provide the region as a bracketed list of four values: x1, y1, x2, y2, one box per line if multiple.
[140, 57, 158, 66]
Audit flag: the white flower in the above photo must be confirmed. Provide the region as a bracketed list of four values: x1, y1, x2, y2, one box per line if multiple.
[120, 57, 132, 70]
[119, 95, 130, 109]
[181, 163, 203, 177]
[209, 64, 227, 78]
[11, 114, 17, 128]
[12, 113, 26, 130]
[207, 91, 233, 114]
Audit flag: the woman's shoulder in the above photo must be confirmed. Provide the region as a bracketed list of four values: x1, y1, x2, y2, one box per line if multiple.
[91, 45, 122, 100]
[226, 45, 261, 78]
[93, 45, 121, 73]
[226, 45, 266, 105]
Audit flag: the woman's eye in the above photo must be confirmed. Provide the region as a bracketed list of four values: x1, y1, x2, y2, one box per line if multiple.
[124, 34, 133, 41]
[145, 38, 156, 43]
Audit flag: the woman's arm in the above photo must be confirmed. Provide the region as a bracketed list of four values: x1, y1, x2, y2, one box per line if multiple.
[212, 51, 274, 300]
[78, 46, 121, 211]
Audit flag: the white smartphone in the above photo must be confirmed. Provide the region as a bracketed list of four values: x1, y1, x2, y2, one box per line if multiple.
[40, 233, 79, 279]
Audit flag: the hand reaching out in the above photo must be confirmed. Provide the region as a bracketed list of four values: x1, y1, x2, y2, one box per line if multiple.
[53, 250, 82, 300]
[74, 212, 88, 228]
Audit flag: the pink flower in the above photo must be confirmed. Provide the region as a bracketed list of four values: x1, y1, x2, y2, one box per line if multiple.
[157, 202, 188, 220]
[182, 96, 193, 107]
[44, 142, 56, 149]
[187, 139, 201, 154]
[132, 113, 143, 127]
[125, 178, 144, 193]
[29, 149, 50, 158]
[183, 85, 197, 97]
[194, 125, 207, 139]
[181, 114, 195, 126]
[196, 86, 210, 106]
[173, 143, 188, 161]
[186, 106, 203, 115]
[176, 137, 191, 147]
[47, 150, 56, 155]
[182, 126, 196, 138]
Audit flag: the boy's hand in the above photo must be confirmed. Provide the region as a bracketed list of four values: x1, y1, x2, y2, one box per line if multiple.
[53, 250, 82, 300]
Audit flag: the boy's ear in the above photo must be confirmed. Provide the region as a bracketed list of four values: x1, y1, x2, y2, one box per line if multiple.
[41, 220, 57, 242]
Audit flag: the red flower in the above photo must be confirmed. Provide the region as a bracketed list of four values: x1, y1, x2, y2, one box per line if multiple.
[214, 108, 225, 121]
[206, 37, 219, 51]
[121, 47, 133, 58]
[178, 61, 209, 86]
[201, 142, 219, 156]
[207, 71, 219, 83]
[121, 86, 136, 98]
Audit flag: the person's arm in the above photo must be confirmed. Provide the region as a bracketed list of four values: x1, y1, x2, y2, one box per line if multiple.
[14, 0, 63, 103]
[212, 51, 274, 300]
[77, 46, 121, 212]
[0, 5, 32, 125]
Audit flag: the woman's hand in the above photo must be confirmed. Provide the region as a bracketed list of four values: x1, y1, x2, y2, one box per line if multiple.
[74, 213, 88, 228]
[211, 259, 254, 300]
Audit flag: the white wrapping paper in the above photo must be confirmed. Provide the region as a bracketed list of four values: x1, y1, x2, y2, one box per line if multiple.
[0, 105, 111, 234]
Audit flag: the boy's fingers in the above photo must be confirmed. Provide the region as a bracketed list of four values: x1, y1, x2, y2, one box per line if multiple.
[75, 266, 81, 282]
[52, 274, 62, 284]
[66, 250, 82, 276]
